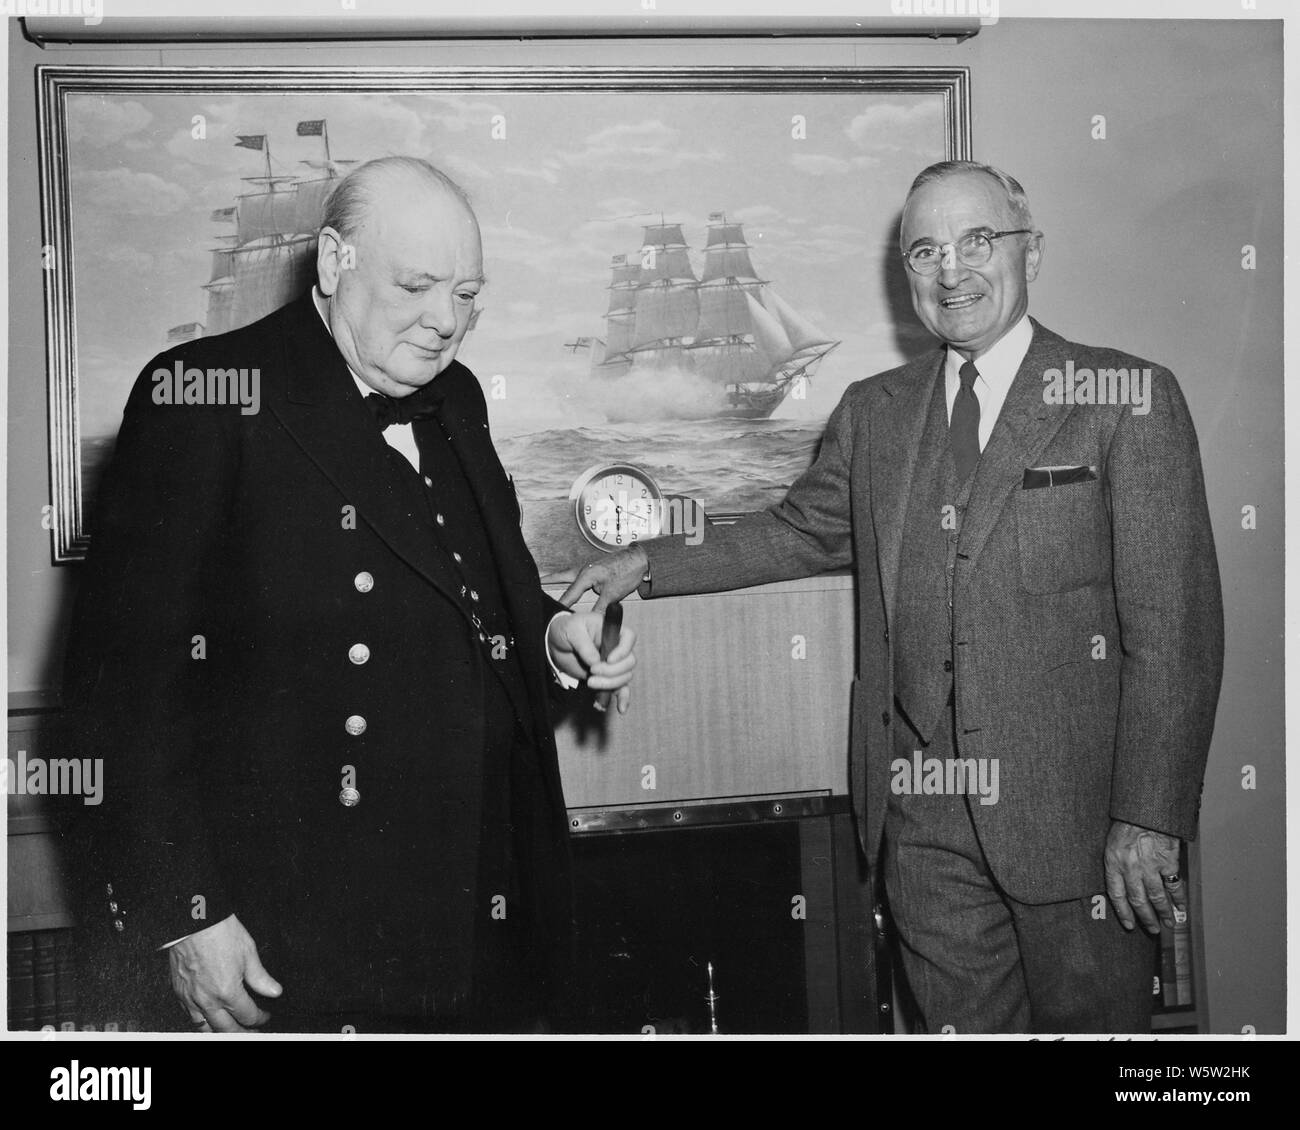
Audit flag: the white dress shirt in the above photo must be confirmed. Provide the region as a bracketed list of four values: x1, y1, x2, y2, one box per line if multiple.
[943, 313, 1033, 452]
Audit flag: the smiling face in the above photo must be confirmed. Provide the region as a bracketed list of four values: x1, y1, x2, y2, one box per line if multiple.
[317, 175, 483, 397]
[900, 170, 1043, 360]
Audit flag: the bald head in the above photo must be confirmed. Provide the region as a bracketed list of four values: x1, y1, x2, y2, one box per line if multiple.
[315, 157, 483, 396]
[321, 156, 474, 244]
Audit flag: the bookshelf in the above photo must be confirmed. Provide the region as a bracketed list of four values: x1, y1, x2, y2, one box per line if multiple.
[7, 709, 80, 1030]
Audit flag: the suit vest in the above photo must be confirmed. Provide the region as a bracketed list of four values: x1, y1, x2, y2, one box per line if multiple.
[410, 413, 534, 731]
[892, 365, 974, 745]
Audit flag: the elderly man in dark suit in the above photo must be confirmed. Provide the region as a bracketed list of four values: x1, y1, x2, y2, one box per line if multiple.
[565, 160, 1223, 1033]
[65, 156, 636, 1034]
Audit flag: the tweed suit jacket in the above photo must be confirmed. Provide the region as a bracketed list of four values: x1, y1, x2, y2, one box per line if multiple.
[645, 319, 1224, 903]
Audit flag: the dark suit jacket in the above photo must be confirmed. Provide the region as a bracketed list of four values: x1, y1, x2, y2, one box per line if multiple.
[645, 319, 1224, 903]
[64, 289, 575, 1023]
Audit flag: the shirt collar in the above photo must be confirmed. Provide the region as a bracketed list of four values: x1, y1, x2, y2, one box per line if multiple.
[944, 313, 1033, 396]
[310, 284, 333, 337]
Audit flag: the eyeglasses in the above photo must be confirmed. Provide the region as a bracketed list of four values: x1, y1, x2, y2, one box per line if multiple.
[903, 229, 1035, 276]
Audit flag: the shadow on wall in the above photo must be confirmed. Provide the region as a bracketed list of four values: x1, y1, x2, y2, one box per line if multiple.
[881, 207, 940, 363]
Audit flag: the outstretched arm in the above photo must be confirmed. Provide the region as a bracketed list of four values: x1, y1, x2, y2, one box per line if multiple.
[559, 387, 861, 608]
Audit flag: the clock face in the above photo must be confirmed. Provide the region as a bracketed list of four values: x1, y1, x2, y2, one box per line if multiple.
[571, 463, 663, 551]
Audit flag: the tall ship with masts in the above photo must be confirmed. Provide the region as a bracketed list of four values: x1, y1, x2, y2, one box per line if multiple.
[164, 120, 355, 347]
[583, 213, 840, 420]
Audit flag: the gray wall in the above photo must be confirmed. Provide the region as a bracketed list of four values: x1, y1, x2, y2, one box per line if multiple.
[7, 18, 1283, 1032]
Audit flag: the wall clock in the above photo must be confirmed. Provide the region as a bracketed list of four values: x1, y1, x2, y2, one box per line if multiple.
[570, 463, 664, 551]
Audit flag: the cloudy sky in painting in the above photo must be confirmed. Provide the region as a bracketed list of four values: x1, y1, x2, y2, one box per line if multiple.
[66, 88, 945, 439]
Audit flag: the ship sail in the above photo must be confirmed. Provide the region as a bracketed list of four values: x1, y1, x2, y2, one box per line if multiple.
[588, 211, 840, 420]
[695, 283, 758, 343]
[629, 221, 699, 352]
[232, 181, 289, 239]
[164, 321, 205, 345]
[204, 287, 235, 337]
[230, 240, 317, 328]
[631, 284, 698, 350]
[605, 255, 640, 315]
[208, 248, 235, 285]
[603, 315, 636, 360]
[745, 289, 795, 363]
[290, 178, 334, 235]
[701, 219, 760, 284]
[641, 223, 690, 262]
[590, 254, 637, 378]
[760, 288, 837, 355]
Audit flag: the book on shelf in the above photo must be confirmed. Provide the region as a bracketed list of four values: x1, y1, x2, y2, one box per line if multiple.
[7, 930, 79, 1031]
[1172, 911, 1193, 1007]
[34, 931, 58, 1028]
[8, 932, 37, 1029]
[1160, 922, 1178, 1009]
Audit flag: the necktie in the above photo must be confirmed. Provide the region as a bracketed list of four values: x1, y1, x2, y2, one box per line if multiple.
[363, 379, 446, 430]
[950, 359, 981, 483]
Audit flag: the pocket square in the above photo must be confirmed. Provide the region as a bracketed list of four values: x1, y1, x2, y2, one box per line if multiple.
[1022, 464, 1098, 490]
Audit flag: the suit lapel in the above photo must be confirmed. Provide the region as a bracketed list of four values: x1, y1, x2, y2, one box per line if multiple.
[262, 292, 470, 619]
[871, 349, 945, 631]
[956, 319, 1078, 572]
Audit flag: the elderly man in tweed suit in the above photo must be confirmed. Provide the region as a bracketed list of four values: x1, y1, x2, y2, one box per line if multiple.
[564, 160, 1223, 1033]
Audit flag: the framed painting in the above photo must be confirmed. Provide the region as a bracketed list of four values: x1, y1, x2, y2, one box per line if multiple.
[38, 65, 970, 568]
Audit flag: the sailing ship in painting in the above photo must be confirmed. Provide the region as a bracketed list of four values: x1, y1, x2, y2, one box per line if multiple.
[164, 120, 353, 347]
[580, 214, 840, 420]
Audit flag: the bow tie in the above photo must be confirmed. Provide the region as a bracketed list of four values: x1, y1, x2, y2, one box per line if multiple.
[363, 380, 447, 430]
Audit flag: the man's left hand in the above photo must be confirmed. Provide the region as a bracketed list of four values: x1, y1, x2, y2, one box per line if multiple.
[1104, 819, 1185, 934]
[547, 612, 637, 714]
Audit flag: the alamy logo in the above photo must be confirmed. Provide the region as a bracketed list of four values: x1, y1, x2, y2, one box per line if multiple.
[152, 361, 261, 415]
[49, 1061, 151, 1110]
[890, 751, 1000, 805]
[1043, 360, 1151, 416]
[2, 750, 103, 806]
[0, 0, 102, 25]
[889, 0, 998, 26]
